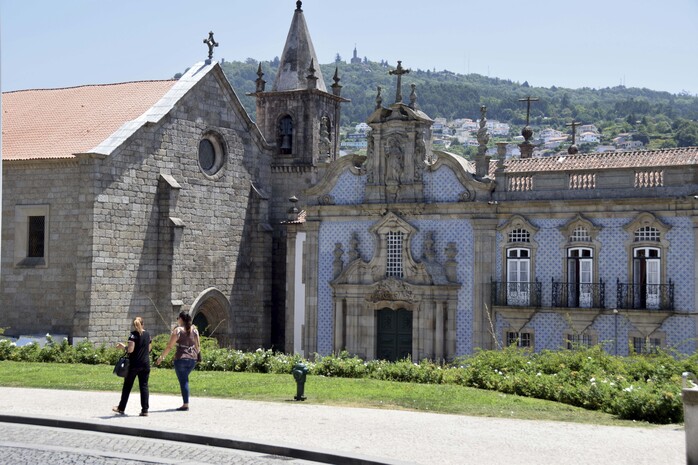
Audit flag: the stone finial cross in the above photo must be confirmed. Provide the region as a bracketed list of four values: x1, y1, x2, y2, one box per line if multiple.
[566, 120, 581, 145]
[518, 96, 539, 126]
[203, 31, 219, 60]
[388, 60, 410, 103]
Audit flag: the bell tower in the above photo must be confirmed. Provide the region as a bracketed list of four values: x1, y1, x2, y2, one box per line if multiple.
[252, 1, 347, 214]
[251, 1, 347, 350]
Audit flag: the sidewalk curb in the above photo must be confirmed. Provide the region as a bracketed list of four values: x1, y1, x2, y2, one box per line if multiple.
[0, 413, 410, 465]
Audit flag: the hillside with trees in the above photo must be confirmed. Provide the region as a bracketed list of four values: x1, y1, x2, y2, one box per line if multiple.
[205, 58, 698, 150]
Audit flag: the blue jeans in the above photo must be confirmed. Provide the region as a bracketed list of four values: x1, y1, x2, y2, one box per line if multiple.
[173, 359, 197, 404]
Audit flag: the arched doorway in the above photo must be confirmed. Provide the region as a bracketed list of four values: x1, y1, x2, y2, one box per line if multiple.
[190, 288, 230, 346]
[376, 308, 412, 361]
[193, 312, 210, 337]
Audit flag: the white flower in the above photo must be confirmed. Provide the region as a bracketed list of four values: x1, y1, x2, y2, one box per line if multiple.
[536, 372, 542, 376]
[624, 386, 635, 392]
[590, 377, 596, 383]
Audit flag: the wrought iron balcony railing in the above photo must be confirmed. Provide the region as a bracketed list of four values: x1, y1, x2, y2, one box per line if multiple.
[492, 280, 542, 307]
[616, 278, 674, 311]
[551, 278, 605, 309]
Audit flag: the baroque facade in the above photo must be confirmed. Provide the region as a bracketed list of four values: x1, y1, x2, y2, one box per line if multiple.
[2, 2, 698, 359]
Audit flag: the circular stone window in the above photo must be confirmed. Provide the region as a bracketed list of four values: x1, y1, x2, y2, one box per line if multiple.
[198, 132, 226, 177]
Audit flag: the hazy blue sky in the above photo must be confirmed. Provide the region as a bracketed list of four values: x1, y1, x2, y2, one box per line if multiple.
[1, 0, 697, 95]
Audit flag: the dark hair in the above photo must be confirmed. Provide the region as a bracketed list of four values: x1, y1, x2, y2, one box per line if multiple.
[179, 312, 193, 333]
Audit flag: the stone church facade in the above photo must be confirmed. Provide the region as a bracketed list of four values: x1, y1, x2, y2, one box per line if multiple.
[3, 2, 698, 359]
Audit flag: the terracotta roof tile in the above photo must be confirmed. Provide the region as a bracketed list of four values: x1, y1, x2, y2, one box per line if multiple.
[2, 80, 177, 161]
[503, 147, 698, 173]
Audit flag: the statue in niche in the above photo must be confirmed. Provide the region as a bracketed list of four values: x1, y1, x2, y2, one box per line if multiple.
[348, 232, 360, 262]
[333, 243, 344, 278]
[385, 138, 404, 185]
[444, 242, 458, 283]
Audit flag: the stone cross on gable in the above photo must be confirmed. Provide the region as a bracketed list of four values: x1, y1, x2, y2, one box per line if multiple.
[389, 60, 410, 103]
[203, 31, 219, 60]
[566, 120, 581, 145]
[518, 96, 539, 126]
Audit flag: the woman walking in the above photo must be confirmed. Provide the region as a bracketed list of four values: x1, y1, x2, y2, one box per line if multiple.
[156, 312, 200, 411]
[113, 316, 152, 416]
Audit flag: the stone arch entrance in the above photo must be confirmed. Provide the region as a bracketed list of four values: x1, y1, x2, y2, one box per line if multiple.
[190, 287, 231, 346]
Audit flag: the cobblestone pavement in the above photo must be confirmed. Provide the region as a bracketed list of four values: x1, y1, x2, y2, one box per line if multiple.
[0, 423, 318, 465]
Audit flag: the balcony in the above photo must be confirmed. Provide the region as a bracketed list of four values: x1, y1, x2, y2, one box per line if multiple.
[551, 279, 606, 309]
[616, 279, 674, 311]
[492, 280, 542, 307]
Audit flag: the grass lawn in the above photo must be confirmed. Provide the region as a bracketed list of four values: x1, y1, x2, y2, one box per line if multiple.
[0, 361, 656, 427]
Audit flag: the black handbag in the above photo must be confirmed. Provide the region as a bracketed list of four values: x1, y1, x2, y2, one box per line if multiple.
[113, 355, 130, 377]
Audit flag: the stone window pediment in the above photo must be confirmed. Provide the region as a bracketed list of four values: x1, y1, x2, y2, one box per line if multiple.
[559, 214, 600, 245]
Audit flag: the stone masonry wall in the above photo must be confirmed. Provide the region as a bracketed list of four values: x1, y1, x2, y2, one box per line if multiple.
[1, 161, 82, 337]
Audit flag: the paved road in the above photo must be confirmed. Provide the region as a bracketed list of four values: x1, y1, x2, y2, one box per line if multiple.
[0, 422, 318, 465]
[0, 387, 687, 465]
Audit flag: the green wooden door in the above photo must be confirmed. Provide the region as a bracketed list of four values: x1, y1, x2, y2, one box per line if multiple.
[376, 309, 412, 361]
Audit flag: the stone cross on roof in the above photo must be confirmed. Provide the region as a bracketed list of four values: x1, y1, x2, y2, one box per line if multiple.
[518, 96, 539, 126]
[203, 31, 219, 60]
[566, 120, 581, 145]
[566, 120, 581, 154]
[388, 60, 410, 104]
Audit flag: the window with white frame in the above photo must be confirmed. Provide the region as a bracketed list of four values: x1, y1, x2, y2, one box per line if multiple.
[568, 247, 593, 308]
[633, 247, 661, 309]
[507, 248, 530, 305]
[15, 204, 50, 267]
[386, 231, 404, 278]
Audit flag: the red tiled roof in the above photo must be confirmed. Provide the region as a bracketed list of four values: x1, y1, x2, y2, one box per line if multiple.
[504, 147, 698, 173]
[2, 80, 177, 161]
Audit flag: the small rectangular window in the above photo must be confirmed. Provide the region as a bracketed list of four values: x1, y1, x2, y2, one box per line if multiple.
[27, 216, 46, 258]
[15, 205, 49, 267]
[506, 331, 532, 348]
[567, 334, 592, 349]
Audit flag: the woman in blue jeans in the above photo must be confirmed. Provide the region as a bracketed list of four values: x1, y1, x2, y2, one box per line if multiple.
[156, 312, 200, 411]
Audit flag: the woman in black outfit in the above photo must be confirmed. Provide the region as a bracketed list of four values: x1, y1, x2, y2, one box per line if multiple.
[112, 316, 152, 416]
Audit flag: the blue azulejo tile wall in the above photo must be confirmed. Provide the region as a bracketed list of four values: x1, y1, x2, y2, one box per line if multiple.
[328, 170, 367, 205]
[317, 218, 474, 356]
[423, 165, 463, 203]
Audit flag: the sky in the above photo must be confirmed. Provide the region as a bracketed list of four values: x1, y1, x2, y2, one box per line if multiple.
[1, 0, 698, 95]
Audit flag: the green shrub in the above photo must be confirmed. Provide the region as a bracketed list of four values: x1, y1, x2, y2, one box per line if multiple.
[0, 335, 692, 424]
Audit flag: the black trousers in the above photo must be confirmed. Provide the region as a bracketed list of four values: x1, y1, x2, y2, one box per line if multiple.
[117, 366, 150, 412]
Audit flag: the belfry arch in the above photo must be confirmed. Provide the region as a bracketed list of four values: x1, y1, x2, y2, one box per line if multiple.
[190, 287, 231, 346]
